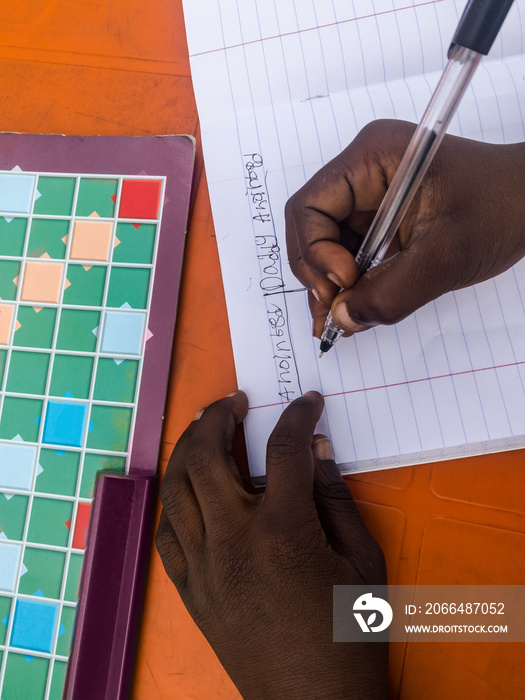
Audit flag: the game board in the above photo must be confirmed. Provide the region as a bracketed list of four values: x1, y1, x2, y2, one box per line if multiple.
[0, 133, 195, 699]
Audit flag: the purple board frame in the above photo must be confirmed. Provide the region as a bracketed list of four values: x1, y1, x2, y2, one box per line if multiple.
[0, 133, 195, 699]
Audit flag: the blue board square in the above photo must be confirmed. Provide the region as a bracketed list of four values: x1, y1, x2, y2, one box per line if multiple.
[42, 401, 88, 448]
[0, 174, 36, 213]
[100, 310, 146, 355]
[0, 443, 37, 490]
[11, 598, 59, 653]
[0, 542, 22, 592]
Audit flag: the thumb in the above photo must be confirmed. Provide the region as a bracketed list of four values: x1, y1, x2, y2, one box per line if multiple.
[312, 437, 386, 583]
[331, 233, 457, 332]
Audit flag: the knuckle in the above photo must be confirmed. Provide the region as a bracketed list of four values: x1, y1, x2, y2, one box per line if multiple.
[162, 488, 191, 523]
[185, 445, 215, 479]
[359, 118, 411, 144]
[263, 527, 322, 577]
[159, 471, 180, 506]
[155, 527, 168, 556]
[285, 190, 303, 218]
[267, 427, 305, 461]
[287, 250, 302, 276]
[315, 477, 353, 505]
[155, 532, 187, 589]
[354, 119, 393, 150]
[353, 278, 402, 326]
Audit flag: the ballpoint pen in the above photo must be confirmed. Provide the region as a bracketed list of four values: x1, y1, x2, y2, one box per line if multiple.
[319, 0, 515, 356]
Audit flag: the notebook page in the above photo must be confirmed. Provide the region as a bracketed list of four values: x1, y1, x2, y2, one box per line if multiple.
[182, 0, 525, 475]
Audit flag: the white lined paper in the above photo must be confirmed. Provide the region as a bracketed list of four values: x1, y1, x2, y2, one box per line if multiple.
[183, 0, 525, 475]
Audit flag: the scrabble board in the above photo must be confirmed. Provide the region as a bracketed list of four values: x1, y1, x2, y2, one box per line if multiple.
[0, 134, 194, 699]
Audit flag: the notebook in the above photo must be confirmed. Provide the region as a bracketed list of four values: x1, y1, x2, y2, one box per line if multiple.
[0, 133, 195, 699]
[181, 0, 525, 477]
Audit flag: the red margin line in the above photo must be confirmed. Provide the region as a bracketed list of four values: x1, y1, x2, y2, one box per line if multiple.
[190, 0, 447, 58]
[249, 360, 525, 411]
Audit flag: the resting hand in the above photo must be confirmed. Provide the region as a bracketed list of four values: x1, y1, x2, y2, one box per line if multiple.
[157, 391, 387, 700]
[286, 119, 525, 338]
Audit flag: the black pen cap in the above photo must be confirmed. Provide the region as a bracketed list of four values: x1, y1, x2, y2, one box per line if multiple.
[449, 0, 514, 56]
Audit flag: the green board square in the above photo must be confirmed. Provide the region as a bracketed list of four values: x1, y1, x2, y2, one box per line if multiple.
[63, 264, 106, 307]
[56, 309, 99, 352]
[0, 260, 21, 301]
[27, 219, 70, 259]
[2, 652, 49, 700]
[0, 350, 6, 380]
[27, 497, 73, 547]
[80, 454, 125, 498]
[49, 660, 67, 700]
[6, 351, 50, 395]
[114, 222, 156, 264]
[106, 267, 150, 309]
[0, 493, 29, 540]
[64, 552, 83, 602]
[56, 605, 75, 656]
[34, 176, 76, 216]
[87, 405, 132, 452]
[14, 307, 57, 349]
[76, 178, 117, 218]
[93, 358, 138, 403]
[19, 547, 66, 599]
[50, 354, 94, 400]
[0, 596, 12, 644]
[0, 217, 27, 256]
[35, 449, 80, 497]
[0, 397, 42, 442]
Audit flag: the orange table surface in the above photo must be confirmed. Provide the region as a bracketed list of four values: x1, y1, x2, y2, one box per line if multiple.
[1, 2, 524, 698]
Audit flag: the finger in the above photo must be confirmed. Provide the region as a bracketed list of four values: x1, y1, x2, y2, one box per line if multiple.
[156, 509, 188, 590]
[312, 438, 386, 584]
[285, 203, 340, 304]
[312, 437, 372, 549]
[308, 289, 331, 339]
[286, 125, 399, 282]
[160, 419, 206, 555]
[183, 391, 252, 523]
[331, 225, 460, 332]
[263, 391, 325, 514]
[285, 166, 360, 290]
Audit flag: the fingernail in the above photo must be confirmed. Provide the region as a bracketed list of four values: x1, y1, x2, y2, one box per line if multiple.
[227, 390, 240, 397]
[194, 408, 204, 421]
[303, 390, 321, 398]
[312, 288, 321, 302]
[327, 272, 342, 288]
[334, 305, 368, 333]
[313, 436, 333, 460]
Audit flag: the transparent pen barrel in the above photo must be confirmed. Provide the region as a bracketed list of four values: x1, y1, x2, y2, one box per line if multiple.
[355, 45, 482, 273]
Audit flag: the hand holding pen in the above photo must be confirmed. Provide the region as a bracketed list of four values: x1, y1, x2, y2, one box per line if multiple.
[285, 0, 518, 355]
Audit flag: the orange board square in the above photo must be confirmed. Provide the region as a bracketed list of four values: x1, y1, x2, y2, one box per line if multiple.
[20, 261, 64, 304]
[70, 220, 114, 262]
[0, 303, 16, 344]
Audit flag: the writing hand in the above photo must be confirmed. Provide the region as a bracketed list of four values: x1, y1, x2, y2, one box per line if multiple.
[157, 390, 388, 700]
[286, 119, 525, 338]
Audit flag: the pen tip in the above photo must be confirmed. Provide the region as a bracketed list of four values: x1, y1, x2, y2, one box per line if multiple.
[319, 351, 324, 358]
[319, 339, 332, 354]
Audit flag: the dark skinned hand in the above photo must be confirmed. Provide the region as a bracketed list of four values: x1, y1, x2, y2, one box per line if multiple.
[286, 119, 525, 338]
[156, 391, 388, 700]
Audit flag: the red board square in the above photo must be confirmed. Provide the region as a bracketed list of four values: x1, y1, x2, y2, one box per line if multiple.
[72, 502, 92, 549]
[118, 179, 162, 220]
